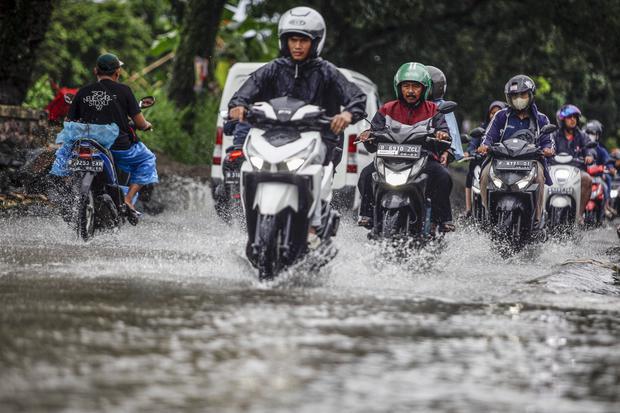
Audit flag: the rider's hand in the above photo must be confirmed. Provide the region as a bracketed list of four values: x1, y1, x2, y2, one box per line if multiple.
[610, 167, 617, 176]
[359, 130, 372, 142]
[229, 106, 246, 121]
[585, 155, 594, 164]
[435, 131, 449, 141]
[331, 111, 353, 134]
[542, 147, 555, 157]
[477, 144, 489, 155]
[142, 121, 152, 131]
[440, 151, 449, 166]
[463, 151, 470, 158]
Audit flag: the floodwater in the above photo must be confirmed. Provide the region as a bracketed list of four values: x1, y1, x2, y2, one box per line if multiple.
[1, 179, 620, 413]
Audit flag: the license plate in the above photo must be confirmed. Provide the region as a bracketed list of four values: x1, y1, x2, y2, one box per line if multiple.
[224, 170, 240, 183]
[495, 160, 533, 171]
[549, 187, 573, 194]
[377, 143, 421, 159]
[69, 158, 103, 172]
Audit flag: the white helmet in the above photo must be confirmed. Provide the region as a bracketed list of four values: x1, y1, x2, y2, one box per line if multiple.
[278, 6, 326, 57]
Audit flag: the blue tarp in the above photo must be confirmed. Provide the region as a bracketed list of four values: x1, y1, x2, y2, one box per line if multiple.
[55, 121, 119, 149]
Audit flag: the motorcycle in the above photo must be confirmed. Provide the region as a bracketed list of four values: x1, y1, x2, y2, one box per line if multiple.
[367, 101, 456, 241]
[62, 93, 155, 240]
[483, 124, 557, 254]
[544, 153, 583, 233]
[460, 127, 486, 223]
[238, 96, 340, 280]
[584, 163, 608, 227]
[213, 144, 245, 224]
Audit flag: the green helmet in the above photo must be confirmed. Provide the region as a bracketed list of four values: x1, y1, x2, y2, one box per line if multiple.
[393, 62, 432, 101]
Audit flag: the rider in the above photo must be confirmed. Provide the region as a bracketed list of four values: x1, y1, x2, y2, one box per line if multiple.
[357, 62, 453, 232]
[550, 104, 592, 218]
[478, 75, 555, 226]
[50, 53, 157, 219]
[227, 6, 366, 165]
[463, 100, 506, 217]
[426, 65, 464, 163]
[584, 119, 616, 209]
[227, 6, 367, 245]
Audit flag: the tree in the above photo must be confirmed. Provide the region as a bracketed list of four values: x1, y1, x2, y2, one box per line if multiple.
[168, 0, 226, 108]
[0, 0, 55, 105]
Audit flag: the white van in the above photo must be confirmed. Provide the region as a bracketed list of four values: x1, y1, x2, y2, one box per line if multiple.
[210, 62, 380, 210]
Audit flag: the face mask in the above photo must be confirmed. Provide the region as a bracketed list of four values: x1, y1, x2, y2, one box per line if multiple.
[511, 96, 530, 110]
[587, 133, 598, 143]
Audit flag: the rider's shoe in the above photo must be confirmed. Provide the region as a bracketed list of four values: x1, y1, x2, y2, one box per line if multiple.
[125, 204, 142, 226]
[438, 221, 456, 233]
[357, 216, 373, 228]
[308, 232, 321, 250]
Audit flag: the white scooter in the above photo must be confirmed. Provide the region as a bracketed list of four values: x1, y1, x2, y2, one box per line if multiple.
[238, 97, 340, 280]
[544, 153, 583, 232]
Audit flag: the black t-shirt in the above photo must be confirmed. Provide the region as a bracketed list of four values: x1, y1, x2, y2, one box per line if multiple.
[67, 79, 141, 150]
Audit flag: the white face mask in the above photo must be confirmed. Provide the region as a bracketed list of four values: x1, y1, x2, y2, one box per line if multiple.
[587, 133, 598, 143]
[511, 96, 530, 110]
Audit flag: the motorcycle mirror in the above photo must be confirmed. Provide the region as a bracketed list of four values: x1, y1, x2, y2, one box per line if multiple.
[460, 133, 471, 144]
[437, 100, 457, 114]
[64, 93, 75, 104]
[470, 127, 485, 139]
[139, 96, 156, 108]
[540, 124, 557, 134]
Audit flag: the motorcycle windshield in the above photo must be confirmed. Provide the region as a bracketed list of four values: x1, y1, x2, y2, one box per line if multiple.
[382, 116, 430, 144]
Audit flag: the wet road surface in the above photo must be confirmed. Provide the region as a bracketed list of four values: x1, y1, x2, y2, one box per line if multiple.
[1, 185, 620, 412]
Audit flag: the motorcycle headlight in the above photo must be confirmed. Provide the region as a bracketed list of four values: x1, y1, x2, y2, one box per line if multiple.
[280, 141, 316, 171]
[516, 166, 537, 190]
[489, 166, 505, 189]
[553, 168, 571, 185]
[245, 141, 266, 170]
[385, 167, 410, 186]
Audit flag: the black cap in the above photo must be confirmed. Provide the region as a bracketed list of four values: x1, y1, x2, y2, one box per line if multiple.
[96, 53, 123, 72]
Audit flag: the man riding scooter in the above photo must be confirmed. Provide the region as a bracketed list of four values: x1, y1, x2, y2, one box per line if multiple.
[478, 75, 555, 228]
[584, 120, 617, 214]
[357, 62, 453, 232]
[549, 104, 592, 220]
[227, 6, 367, 247]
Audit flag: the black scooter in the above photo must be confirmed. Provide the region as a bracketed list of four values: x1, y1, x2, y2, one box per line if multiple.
[483, 124, 557, 254]
[368, 101, 456, 241]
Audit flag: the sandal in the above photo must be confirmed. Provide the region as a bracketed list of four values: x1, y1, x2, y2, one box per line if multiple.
[357, 216, 373, 228]
[438, 221, 456, 233]
[125, 204, 142, 226]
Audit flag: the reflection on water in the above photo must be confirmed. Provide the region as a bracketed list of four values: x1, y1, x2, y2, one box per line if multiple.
[1, 192, 619, 412]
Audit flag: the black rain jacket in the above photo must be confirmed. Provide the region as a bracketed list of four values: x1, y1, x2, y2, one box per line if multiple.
[228, 57, 367, 145]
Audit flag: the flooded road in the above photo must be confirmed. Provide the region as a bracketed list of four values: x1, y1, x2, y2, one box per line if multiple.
[1, 184, 620, 412]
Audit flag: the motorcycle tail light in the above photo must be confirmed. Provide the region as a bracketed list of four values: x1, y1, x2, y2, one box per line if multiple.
[228, 149, 244, 162]
[78, 146, 93, 159]
[587, 165, 604, 176]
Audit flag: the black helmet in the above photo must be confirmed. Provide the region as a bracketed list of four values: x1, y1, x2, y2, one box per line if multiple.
[504, 75, 536, 110]
[585, 119, 603, 142]
[426, 65, 446, 100]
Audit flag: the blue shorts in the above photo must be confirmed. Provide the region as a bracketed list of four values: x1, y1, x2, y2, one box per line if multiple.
[50, 142, 158, 185]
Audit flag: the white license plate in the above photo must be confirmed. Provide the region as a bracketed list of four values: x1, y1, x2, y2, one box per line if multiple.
[549, 187, 573, 194]
[70, 158, 103, 172]
[224, 171, 240, 183]
[495, 160, 533, 171]
[377, 143, 421, 159]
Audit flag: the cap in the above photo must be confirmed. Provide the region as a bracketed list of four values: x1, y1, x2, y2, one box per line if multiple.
[96, 53, 123, 72]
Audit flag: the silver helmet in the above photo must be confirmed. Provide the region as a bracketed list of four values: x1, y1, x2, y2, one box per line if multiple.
[278, 7, 326, 57]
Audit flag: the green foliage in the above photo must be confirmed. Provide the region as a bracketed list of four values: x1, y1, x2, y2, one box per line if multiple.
[34, 0, 151, 88]
[136, 89, 218, 165]
[22, 76, 54, 110]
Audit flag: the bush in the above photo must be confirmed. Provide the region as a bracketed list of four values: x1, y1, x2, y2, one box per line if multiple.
[137, 89, 218, 165]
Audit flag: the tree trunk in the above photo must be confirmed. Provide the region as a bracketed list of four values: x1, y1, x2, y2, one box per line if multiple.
[0, 0, 55, 105]
[168, 0, 226, 108]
